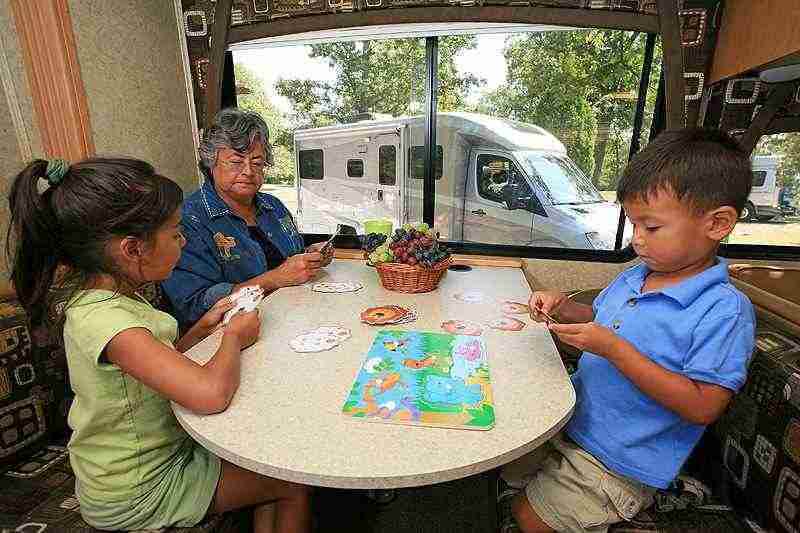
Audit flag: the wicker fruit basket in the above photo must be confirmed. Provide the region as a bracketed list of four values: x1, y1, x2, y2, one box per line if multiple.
[375, 257, 452, 293]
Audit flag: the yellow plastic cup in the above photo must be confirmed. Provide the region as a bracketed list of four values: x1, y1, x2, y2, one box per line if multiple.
[364, 219, 393, 236]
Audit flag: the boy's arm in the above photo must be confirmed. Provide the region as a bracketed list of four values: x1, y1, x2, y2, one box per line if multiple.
[604, 329, 731, 425]
[550, 322, 737, 425]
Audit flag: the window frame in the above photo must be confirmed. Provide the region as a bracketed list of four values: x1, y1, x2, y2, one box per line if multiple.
[752, 170, 768, 188]
[346, 158, 365, 178]
[298, 149, 324, 180]
[476, 153, 519, 205]
[410, 145, 443, 180]
[379, 145, 397, 186]
[234, 29, 799, 262]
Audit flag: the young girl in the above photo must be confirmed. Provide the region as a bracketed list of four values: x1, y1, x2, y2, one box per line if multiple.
[8, 158, 311, 532]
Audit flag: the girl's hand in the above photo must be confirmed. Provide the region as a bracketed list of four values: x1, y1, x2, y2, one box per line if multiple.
[197, 296, 236, 330]
[529, 290, 568, 322]
[224, 310, 261, 350]
[548, 322, 621, 359]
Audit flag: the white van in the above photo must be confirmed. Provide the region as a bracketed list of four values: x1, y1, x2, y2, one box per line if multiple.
[743, 155, 781, 222]
[293, 112, 625, 250]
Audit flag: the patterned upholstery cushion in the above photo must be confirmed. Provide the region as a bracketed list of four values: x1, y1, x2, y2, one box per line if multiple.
[711, 316, 800, 532]
[0, 301, 49, 467]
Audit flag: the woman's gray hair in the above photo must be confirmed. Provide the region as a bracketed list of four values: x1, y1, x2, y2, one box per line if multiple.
[198, 108, 273, 180]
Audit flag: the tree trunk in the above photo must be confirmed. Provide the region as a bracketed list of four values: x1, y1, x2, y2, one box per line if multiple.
[592, 121, 610, 186]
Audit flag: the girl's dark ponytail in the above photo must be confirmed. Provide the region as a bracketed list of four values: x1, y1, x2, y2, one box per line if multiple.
[6, 159, 63, 324]
[6, 157, 182, 329]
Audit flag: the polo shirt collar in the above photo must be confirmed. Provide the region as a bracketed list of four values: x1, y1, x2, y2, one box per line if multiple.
[623, 258, 729, 308]
[200, 178, 273, 219]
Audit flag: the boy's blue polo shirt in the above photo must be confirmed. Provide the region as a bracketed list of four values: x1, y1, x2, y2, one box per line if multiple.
[162, 179, 305, 327]
[566, 259, 755, 489]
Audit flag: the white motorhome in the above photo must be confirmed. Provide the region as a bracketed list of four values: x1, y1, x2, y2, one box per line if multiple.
[743, 155, 781, 221]
[293, 112, 625, 249]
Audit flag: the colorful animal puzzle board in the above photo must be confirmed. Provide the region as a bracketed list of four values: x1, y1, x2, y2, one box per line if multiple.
[342, 330, 494, 430]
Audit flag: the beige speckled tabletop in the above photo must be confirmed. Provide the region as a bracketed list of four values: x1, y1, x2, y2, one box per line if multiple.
[173, 259, 575, 489]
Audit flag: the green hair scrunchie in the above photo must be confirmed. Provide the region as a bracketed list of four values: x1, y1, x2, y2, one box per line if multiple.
[45, 158, 69, 186]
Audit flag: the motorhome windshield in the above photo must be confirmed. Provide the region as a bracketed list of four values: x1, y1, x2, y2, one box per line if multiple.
[521, 152, 605, 205]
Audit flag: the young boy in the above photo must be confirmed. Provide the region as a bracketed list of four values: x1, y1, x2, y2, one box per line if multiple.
[506, 128, 757, 532]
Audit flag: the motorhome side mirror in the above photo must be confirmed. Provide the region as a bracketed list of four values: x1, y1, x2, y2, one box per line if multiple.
[528, 196, 547, 217]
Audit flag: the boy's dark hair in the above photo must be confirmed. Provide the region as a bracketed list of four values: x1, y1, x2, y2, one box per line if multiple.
[617, 128, 753, 214]
[6, 158, 183, 326]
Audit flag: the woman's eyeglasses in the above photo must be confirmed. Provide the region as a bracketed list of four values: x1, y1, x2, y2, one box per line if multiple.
[218, 158, 270, 174]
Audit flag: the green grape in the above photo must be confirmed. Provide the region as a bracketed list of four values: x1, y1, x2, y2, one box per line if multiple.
[415, 222, 431, 234]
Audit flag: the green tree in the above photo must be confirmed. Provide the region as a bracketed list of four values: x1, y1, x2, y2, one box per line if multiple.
[482, 31, 656, 187]
[275, 37, 483, 128]
[757, 133, 800, 192]
[234, 64, 295, 184]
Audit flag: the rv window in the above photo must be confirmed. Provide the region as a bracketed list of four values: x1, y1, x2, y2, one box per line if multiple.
[477, 154, 518, 204]
[299, 149, 324, 180]
[379, 145, 397, 185]
[410, 146, 443, 180]
[347, 159, 364, 178]
[753, 171, 767, 187]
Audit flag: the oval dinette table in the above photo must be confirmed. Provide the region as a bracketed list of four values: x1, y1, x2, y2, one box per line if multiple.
[173, 257, 575, 489]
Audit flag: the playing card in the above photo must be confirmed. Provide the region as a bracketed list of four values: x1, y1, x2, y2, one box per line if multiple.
[453, 291, 486, 303]
[319, 224, 342, 255]
[392, 307, 418, 324]
[223, 286, 264, 324]
[314, 326, 351, 341]
[311, 281, 364, 293]
[289, 325, 351, 353]
[289, 334, 339, 353]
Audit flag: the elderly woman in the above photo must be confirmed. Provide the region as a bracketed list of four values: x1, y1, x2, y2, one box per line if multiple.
[163, 108, 331, 327]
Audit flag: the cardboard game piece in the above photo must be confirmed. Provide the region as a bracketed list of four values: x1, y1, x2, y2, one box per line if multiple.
[487, 316, 526, 331]
[441, 320, 483, 336]
[342, 330, 494, 430]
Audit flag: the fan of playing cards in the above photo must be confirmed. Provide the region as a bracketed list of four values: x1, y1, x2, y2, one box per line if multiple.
[223, 286, 264, 324]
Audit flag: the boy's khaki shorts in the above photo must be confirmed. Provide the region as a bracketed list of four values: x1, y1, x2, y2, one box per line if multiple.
[501, 434, 655, 532]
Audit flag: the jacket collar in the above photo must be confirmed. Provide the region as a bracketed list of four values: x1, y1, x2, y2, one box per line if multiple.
[199, 178, 273, 220]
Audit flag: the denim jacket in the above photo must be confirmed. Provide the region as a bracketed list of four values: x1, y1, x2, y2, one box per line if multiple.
[161, 179, 305, 327]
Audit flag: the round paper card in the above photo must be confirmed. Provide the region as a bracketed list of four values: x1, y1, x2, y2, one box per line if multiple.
[361, 305, 409, 325]
[487, 316, 526, 331]
[311, 281, 363, 293]
[289, 326, 351, 353]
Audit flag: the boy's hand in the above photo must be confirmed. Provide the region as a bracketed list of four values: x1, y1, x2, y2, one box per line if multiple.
[548, 322, 622, 359]
[196, 296, 236, 330]
[224, 310, 261, 350]
[529, 290, 568, 323]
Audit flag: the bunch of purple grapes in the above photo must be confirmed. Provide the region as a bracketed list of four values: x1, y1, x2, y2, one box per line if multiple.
[362, 232, 387, 252]
[388, 228, 449, 267]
